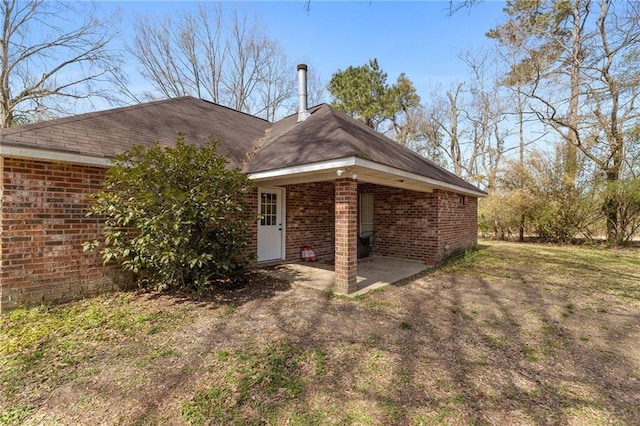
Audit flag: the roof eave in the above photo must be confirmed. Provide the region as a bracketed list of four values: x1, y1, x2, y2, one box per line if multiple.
[0, 143, 111, 166]
[0, 145, 487, 198]
[248, 156, 487, 197]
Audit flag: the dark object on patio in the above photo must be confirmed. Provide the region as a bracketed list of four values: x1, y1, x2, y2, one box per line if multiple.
[357, 231, 374, 258]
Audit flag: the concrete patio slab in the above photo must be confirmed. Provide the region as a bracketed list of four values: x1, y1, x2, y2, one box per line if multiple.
[262, 256, 429, 296]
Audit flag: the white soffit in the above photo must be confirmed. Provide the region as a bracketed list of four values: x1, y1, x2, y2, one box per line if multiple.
[248, 156, 486, 197]
[248, 157, 357, 180]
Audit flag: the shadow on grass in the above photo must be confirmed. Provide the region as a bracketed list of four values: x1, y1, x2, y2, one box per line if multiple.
[235, 241, 639, 424]
[13, 241, 638, 425]
[381, 243, 640, 424]
[106, 242, 640, 424]
[132, 271, 293, 309]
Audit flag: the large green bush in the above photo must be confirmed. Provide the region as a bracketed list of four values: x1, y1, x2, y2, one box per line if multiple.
[85, 135, 255, 291]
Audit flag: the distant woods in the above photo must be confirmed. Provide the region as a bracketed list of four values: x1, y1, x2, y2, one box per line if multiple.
[481, 0, 640, 246]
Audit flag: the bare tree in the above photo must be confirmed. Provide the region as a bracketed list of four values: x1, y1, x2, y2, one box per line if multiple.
[0, 0, 123, 127]
[423, 50, 522, 192]
[130, 5, 298, 121]
[130, 6, 223, 102]
[489, 0, 640, 243]
[253, 45, 292, 122]
[446, 0, 481, 16]
[425, 83, 465, 177]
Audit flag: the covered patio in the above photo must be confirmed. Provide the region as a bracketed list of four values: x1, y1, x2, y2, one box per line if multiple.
[247, 94, 484, 296]
[251, 163, 481, 296]
[262, 256, 428, 296]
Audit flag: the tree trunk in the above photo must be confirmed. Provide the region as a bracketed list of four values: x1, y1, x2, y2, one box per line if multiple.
[564, 0, 584, 189]
[604, 171, 619, 245]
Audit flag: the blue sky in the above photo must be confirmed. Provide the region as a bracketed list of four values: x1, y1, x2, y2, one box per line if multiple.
[104, 1, 507, 103]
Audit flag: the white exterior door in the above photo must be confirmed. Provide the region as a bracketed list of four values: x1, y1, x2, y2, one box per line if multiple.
[257, 188, 285, 262]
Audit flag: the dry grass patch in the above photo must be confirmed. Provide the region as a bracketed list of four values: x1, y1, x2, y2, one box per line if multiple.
[1, 241, 639, 425]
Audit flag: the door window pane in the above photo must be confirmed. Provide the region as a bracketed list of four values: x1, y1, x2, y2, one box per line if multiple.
[260, 192, 278, 226]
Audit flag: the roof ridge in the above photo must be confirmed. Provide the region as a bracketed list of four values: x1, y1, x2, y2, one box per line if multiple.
[274, 103, 328, 123]
[323, 105, 370, 158]
[322, 104, 482, 191]
[196, 98, 272, 124]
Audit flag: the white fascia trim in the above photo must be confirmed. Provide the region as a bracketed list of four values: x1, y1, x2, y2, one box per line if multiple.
[0, 144, 111, 167]
[249, 155, 487, 198]
[248, 157, 357, 180]
[353, 158, 487, 197]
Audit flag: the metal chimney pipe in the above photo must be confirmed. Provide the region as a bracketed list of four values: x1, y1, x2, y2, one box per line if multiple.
[297, 64, 310, 122]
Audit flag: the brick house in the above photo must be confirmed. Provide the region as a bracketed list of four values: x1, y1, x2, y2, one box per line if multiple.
[0, 65, 485, 313]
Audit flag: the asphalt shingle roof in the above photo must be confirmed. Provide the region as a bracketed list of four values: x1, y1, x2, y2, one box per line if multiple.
[246, 104, 482, 193]
[0, 97, 270, 168]
[0, 96, 484, 194]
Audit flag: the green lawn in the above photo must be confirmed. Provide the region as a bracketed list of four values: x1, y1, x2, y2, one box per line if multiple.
[1, 241, 639, 425]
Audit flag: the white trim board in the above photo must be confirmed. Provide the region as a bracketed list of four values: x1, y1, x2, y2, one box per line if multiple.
[249, 156, 487, 198]
[0, 144, 111, 167]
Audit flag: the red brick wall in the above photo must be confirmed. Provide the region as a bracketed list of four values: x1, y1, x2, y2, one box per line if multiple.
[359, 184, 477, 264]
[360, 184, 438, 262]
[245, 187, 258, 263]
[0, 158, 479, 311]
[281, 182, 478, 266]
[434, 190, 478, 260]
[0, 157, 127, 313]
[283, 182, 334, 261]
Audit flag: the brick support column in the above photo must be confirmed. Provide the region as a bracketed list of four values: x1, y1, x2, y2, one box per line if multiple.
[334, 177, 358, 294]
